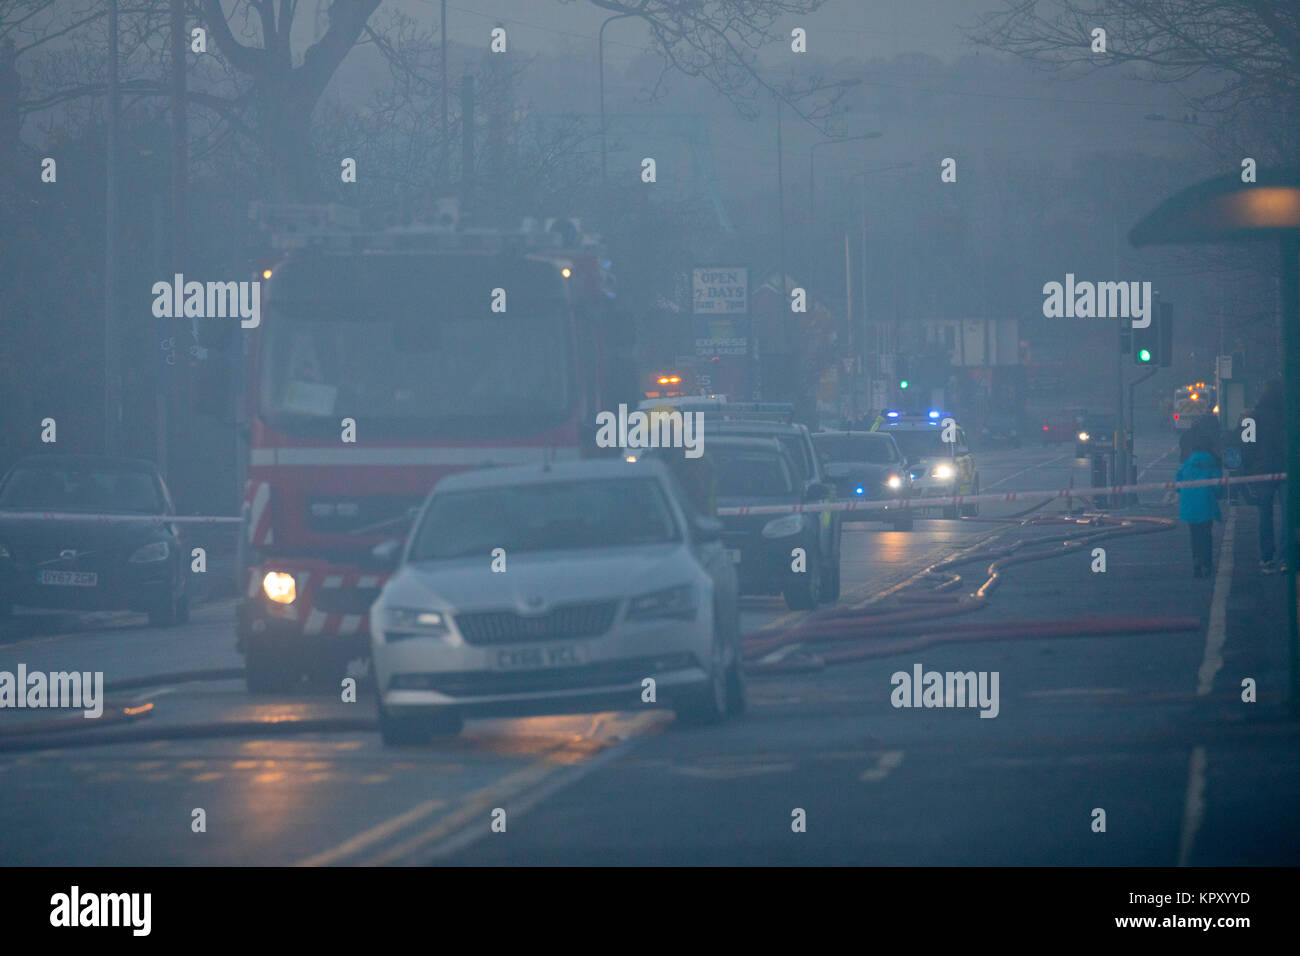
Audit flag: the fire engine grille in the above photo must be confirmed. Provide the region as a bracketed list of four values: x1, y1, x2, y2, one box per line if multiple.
[455, 601, 619, 645]
[313, 586, 383, 615]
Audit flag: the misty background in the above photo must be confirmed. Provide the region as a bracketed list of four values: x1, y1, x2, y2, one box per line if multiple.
[1, 0, 1293, 514]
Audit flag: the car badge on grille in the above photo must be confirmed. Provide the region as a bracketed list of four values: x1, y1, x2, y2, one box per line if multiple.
[60, 549, 77, 560]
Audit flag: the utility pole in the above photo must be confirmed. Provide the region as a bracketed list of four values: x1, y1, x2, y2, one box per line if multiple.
[845, 231, 854, 419]
[460, 75, 475, 214]
[776, 97, 786, 304]
[104, 0, 120, 456]
[440, 0, 449, 184]
[163, 0, 187, 479]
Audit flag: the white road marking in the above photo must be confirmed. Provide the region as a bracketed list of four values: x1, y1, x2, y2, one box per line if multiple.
[758, 642, 806, 664]
[1177, 745, 1207, 867]
[131, 687, 176, 702]
[986, 453, 1071, 490]
[1138, 442, 1181, 481]
[859, 750, 904, 781]
[1196, 507, 1235, 696]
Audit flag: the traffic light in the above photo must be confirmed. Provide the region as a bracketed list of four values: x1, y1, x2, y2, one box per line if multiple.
[1133, 302, 1172, 367]
[897, 355, 910, 390]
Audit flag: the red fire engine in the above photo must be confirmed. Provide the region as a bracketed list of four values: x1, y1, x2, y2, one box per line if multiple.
[236, 208, 632, 691]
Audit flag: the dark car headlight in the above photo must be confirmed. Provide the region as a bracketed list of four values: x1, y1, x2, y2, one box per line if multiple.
[761, 514, 805, 538]
[0, 542, 9, 559]
[128, 540, 170, 563]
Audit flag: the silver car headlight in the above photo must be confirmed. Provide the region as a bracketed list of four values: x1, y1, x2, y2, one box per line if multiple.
[627, 584, 698, 620]
[382, 607, 450, 639]
[1077, 431, 1090, 443]
[886, 474, 903, 490]
[762, 514, 805, 538]
[129, 540, 170, 563]
[930, 463, 956, 480]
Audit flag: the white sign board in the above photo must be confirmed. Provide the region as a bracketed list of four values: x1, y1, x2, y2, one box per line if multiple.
[695, 337, 748, 356]
[1217, 354, 1233, 380]
[693, 268, 748, 315]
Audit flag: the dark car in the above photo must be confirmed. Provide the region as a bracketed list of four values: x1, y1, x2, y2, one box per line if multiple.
[812, 430, 914, 530]
[980, 410, 1023, 448]
[1075, 413, 1117, 458]
[709, 437, 838, 610]
[0, 455, 190, 627]
[709, 419, 842, 600]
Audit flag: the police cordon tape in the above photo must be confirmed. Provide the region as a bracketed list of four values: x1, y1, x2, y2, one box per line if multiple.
[0, 472, 1284, 523]
[714, 471, 1287, 517]
[0, 511, 242, 523]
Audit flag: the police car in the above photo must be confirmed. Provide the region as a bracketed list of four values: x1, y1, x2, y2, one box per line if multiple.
[879, 411, 980, 518]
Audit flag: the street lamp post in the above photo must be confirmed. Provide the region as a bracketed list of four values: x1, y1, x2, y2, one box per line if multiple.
[598, 12, 636, 183]
[848, 162, 913, 415]
[810, 131, 881, 220]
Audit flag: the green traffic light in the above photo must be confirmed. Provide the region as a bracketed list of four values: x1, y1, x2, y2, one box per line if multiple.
[899, 380, 909, 389]
[1137, 348, 1152, 363]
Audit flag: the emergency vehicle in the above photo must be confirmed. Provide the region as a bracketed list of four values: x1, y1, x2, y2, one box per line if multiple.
[1174, 383, 1217, 430]
[235, 206, 633, 691]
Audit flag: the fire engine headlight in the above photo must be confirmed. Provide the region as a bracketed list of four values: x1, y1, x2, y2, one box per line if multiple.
[886, 475, 903, 490]
[1077, 431, 1090, 443]
[931, 463, 956, 481]
[262, 571, 297, 605]
[762, 514, 805, 538]
[129, 540, 170, 563]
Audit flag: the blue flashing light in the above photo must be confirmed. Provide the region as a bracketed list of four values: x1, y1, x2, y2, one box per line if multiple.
[885, 410, 900, 418]
[855, 487, 865, 496]
[928, 410, 940, 419]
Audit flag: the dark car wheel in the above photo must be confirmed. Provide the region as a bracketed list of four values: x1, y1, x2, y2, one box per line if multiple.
[147, 586, 185, 627]
[724, 607, 747, 716]
[823, 532, 842, 602]
[378, 703, 464, 746]
[783, 548, 822, 610]
[675, 618, 731, 727]
[892, 514, 914, 531]
[245, 647, 295, 694]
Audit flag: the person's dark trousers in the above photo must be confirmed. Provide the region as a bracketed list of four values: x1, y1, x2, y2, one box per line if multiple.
[1189, 522, 1213, 574]
[1256, 480, 1277, 562]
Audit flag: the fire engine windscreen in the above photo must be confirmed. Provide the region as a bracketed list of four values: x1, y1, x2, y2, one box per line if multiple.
[258, 253, 572, 437]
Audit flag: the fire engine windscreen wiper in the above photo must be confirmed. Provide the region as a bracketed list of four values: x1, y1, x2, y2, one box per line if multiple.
[345, 508, 419, 536]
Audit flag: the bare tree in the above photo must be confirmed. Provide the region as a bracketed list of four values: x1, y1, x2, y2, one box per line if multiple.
[576, 0, 848, 128]
[968, 0, 1300, 163]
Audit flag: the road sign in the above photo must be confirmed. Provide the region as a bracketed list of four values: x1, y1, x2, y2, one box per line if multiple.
[1217, 354, 1233, 379]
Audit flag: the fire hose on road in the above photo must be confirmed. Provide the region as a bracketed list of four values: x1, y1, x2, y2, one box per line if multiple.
[741, 511, 1197, 673]
[0, 473, 1270, 746]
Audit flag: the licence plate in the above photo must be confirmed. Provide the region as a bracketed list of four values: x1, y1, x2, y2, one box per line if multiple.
[38, 570, 98, 587]
[493, 644, 586, 670]
[728, 549, 742, 564]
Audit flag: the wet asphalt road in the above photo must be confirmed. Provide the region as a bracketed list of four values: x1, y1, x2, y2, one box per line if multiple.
[1, 429, 1297, 866]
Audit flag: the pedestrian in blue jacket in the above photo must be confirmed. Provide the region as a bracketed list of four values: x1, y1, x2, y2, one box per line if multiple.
[1176, 439, 1224, 578]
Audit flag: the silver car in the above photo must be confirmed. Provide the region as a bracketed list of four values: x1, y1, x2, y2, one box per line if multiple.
[369, 459, 744, 744]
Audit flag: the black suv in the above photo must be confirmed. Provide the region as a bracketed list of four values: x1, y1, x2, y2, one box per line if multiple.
[812, 430, 914, 530]
[709, 437, 840, 610]
[709, 419, 842, 600]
